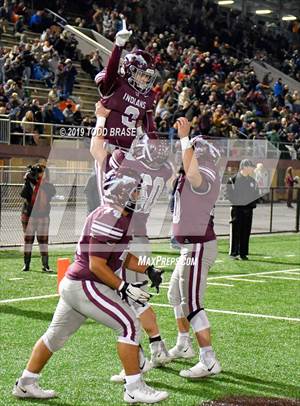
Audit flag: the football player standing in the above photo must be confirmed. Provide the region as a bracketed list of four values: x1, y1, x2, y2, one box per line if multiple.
[167, 118, 222, 379]
[13, 168, 168, 404]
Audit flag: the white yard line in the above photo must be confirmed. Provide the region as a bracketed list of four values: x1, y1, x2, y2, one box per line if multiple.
[285, 254, 296, 257]
[263, 256, 272, 259]
[1, 293, 298, 323]
[284, 271, 300, 275]
[208, 268, 300, 281]
[215, 260, 224, 263]
[151, 303, 300, 322]
[0, 294, 58, 304]
[259, 275, 300, 281]
[8, 278, 24, 281]
[207, 282, 234, 287]
[226, 278, 266, 283]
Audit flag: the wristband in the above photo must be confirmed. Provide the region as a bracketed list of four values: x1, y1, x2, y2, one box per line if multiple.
[180, 136, 192, 151]
[96, 116, 106, 128]
[118, 281, 125, 291]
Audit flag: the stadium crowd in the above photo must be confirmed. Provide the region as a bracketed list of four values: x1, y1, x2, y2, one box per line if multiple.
[0, 0, 299, 158]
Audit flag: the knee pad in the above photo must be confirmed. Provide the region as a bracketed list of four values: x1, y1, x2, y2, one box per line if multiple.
[189, 309, 210, 333]
[167, 277, 181, 306]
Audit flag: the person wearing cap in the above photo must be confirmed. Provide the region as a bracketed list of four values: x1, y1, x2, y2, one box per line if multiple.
[226, 159, 259, 260]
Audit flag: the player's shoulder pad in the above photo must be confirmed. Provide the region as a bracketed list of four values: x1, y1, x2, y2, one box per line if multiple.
[91, 208, 124, 241]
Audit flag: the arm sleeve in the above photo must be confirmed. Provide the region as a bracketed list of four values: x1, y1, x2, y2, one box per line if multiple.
[95, 45, 123, 96]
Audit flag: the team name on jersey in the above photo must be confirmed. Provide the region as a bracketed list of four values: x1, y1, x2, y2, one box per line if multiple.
[123, 93, 146, 109]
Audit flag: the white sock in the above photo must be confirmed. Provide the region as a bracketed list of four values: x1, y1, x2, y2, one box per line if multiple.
[21, 369, 40, 380]
[200, 346, 214, 361]
[125, 373, 141, 386]
[177, 332, 189, 345]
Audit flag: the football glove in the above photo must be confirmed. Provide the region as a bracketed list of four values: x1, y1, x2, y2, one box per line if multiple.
[118, 280, 150, 305]
[145, 266, 164, 293]
[115, 19, 132, 47]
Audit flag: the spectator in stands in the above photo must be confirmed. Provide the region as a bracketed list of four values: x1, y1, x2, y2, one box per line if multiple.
[29, 10, 43, 33]
[20, 163, 56, 272]
[73, 104, 82, 126]
[21, 110, 39, 145]
[285, 167, 298, 208]
[63, 103, 74, 124]
[81, 53, 98, 79]
[62, 59, 77, 98]
[273, 78, 284, 106]
[13, 15, 25, 40]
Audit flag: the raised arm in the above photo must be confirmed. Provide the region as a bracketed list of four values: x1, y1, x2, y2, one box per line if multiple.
[175, 117, 203, 189]
[95, 18, 132, 95]
[90, 101, 111, 167]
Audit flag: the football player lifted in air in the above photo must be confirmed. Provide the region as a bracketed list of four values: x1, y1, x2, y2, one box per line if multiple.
[90, 17, 158, 203]
[13, 167, 168, 404]
[107, 136, 174, 382]
[167, 117, 222, 379]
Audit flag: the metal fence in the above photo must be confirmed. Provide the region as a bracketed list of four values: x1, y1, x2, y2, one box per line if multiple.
[0, 183, 299, 247]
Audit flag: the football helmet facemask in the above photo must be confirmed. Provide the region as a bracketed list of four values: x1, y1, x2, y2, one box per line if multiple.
[191, 136, 221, 165]
[120, 50, 157, 95]
[104, 167, 142, 212]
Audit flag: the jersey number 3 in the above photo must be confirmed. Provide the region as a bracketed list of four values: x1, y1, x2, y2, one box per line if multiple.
[121, 106, 140, 128]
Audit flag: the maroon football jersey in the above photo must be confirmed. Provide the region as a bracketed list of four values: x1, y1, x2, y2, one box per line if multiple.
[67, 204, 132, 283]
[97, 73, 156, 149]
[172, 161, 221, 243]
[118, 156, 173, 236]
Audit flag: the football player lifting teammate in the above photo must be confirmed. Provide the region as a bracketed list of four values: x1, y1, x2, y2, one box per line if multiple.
[107, 137, 174, 382]
[13, 168, 168, 404]
[167, 117, 222, 379]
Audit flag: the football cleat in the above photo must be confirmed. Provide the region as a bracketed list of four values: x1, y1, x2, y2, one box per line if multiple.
[179, 359, 221, 379]
[169, 337, 195, 359]
[124, 379, 168, 404]
[42, 266, 53, 273]
[150, 340, 172, 368]
[12, 378, 57, 399]
[110, 358, 152, 383]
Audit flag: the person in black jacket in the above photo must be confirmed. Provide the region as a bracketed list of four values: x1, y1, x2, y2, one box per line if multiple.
[20, 164, 56, 272]
[226, 159, 259, 260]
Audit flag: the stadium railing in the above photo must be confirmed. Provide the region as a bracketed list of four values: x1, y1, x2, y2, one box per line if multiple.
[2, 118, 292, 159]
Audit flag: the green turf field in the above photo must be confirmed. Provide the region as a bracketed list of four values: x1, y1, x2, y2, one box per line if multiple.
[1, 234, 300, 405]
